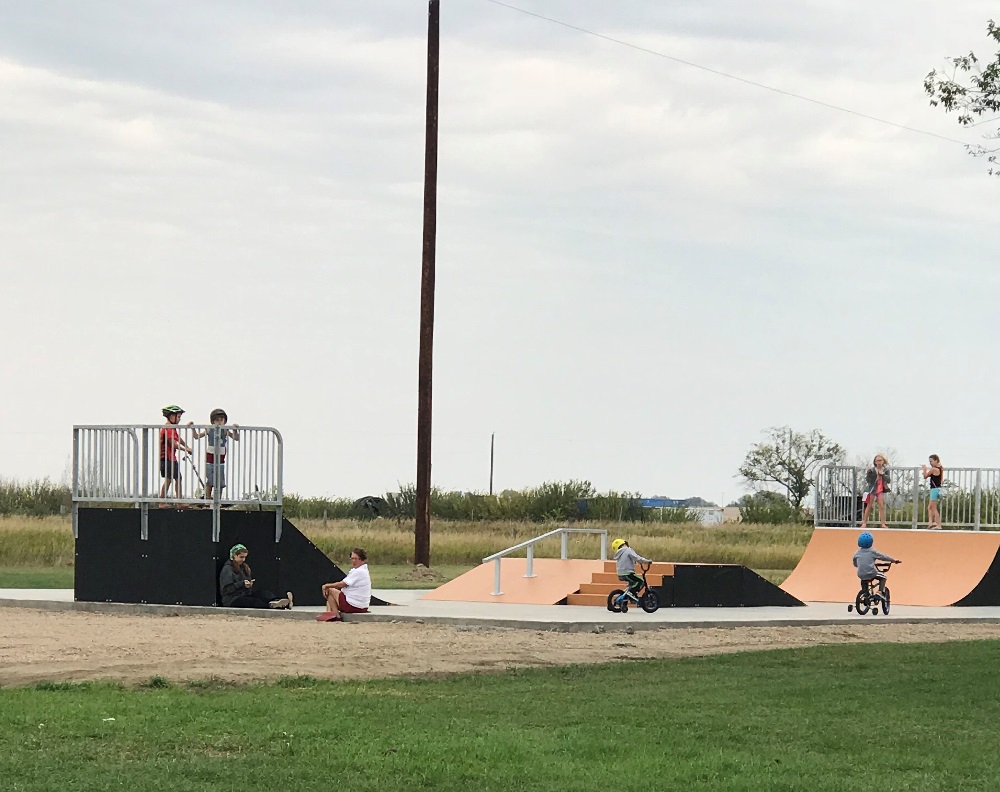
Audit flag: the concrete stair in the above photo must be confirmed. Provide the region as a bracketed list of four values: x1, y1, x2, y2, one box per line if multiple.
[566, 562, 674, 606]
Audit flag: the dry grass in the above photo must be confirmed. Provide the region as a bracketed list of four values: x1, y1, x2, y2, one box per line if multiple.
[0, 515, 812, 573]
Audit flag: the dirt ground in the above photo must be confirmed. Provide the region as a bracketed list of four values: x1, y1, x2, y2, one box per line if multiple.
[3, 608, 1000, 688]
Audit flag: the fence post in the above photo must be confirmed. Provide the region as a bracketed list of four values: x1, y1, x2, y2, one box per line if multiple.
[560, 529, 569, 560]
[525, 544, 536, 578]
[72, 428, 80, 539]
[600, 532, 608, 561]
[141, 427, 149, 540]
[492, 558, 503, 596]
[975, 469, 982, 531]
[814, 469, 820, 528]
[912, 467, 919, 530]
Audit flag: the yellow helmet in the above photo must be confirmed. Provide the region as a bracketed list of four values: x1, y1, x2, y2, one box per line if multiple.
[611, 538, 626, 553]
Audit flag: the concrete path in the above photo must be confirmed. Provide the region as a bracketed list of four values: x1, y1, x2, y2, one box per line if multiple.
[4, 588, 1000, 632]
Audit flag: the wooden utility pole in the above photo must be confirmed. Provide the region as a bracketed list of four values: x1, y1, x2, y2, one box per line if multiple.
[489, 432, 495, 496]
[415, 0, 439, 568]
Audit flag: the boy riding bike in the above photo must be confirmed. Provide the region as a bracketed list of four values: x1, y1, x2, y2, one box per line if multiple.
[853, 531, 901, 596]
[612, 538, 652, 603]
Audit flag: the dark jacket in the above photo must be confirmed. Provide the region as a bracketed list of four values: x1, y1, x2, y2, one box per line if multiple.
[864, 465, 891, 496]
[219, 561, 252, 606]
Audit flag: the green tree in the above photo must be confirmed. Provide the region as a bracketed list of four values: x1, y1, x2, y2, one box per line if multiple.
[924, 20, 1000, 175]
[738, 427, 845, 515]
[738, 491, 796, 524]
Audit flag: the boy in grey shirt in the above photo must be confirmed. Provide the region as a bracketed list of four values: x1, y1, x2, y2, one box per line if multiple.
[612, 538, 652, 602]
[853, 531, 901, 595]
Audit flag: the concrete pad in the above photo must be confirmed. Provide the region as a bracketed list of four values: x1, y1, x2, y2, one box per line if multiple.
[3, 588, 1000, 633]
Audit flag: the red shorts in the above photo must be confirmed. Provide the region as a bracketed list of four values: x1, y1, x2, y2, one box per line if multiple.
[338, 591, 369, 614]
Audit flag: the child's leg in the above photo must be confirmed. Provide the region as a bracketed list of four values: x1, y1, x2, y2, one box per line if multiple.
[877, 494, 887, 528]
[621, 573, 643, 599]
[861, 497, 873, 528]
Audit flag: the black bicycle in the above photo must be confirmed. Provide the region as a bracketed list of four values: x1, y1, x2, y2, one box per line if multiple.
[847, 560, 895, 616]
[607, 562, 661, 614]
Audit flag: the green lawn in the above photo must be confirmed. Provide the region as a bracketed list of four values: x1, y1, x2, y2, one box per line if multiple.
[2, 641, 999, 791]
[0, 566, 73, 589]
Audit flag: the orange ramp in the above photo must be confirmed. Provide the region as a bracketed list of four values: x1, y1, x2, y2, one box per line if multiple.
[420, 559, 605, 604]
[781, 528, 1000, 606]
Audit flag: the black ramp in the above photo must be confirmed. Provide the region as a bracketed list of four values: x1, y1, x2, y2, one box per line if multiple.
[277, 517, 390, 607]
[674, 565, 743, 607]
[658, 564, 804, 608]
[144, 509, 217, 606]
[954, 546, 1000, 606]
[76, 509, 146, 603]
[740, 567, 804, 607]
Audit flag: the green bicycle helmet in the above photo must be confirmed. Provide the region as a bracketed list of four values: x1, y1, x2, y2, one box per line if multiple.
[162, 404, 185, 418]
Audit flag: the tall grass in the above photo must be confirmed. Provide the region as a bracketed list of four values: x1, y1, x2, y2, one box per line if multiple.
[296, 518, 811, 569]
[0, 516, 75, 566]
[0, 515, 811, 571]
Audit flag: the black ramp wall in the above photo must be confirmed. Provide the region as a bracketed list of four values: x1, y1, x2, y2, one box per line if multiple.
[76, 508, 389, 607]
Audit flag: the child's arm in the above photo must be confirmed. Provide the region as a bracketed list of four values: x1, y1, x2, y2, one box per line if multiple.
[873, 550, 899, 564]
[229, 424, 240, 441]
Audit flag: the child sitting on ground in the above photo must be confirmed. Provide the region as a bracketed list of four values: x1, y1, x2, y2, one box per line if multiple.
[853, 531, 901, 595]
[611, 538, 652, 602]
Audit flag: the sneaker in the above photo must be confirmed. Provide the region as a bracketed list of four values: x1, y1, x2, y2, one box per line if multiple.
[286, 591, 294, 610]
[269, 598, 290, 609]
[314, 612, 342, 622]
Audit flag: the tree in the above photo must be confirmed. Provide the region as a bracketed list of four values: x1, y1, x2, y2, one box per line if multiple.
[924, 20, 1000, 175]
[738, 427, 845, 515]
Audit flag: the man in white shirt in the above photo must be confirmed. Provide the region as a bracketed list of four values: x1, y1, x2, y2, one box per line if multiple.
[317, 547, 372, 622]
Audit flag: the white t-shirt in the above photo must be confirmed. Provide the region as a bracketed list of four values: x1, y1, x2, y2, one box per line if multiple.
[341, 564, 372, 609]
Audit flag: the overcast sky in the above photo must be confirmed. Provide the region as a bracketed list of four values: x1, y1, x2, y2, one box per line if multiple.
[1, 1, 997, 505]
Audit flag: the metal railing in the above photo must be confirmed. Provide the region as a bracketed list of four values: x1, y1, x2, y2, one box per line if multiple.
[482, 527, 608, 596]
[814, 465, 1000, 530]
[72, 424, 283, 541]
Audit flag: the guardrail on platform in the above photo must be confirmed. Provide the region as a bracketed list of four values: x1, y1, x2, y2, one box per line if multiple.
[482, 527, 609, 596]
[72, 425, 283, 541]
[814, 465, 1000, 530]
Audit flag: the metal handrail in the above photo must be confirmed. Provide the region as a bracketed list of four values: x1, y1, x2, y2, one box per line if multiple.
[482, 527, 608, 596]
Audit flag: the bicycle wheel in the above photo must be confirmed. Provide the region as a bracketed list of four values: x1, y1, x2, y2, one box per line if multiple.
[608, 590, 625, 613]
[641, 590, 660, 613]
[881, 587, 890, 615]
[854, 589, 870, 615]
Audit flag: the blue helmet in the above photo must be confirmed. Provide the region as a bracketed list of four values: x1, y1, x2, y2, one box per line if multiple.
[858, 531, 874, 549]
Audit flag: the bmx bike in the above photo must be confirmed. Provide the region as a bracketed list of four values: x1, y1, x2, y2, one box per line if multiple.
[607, 562, 660, 614]
[847, 560, 895, 616]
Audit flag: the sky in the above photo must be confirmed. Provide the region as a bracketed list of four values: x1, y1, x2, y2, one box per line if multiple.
[1, 1, 997, 506]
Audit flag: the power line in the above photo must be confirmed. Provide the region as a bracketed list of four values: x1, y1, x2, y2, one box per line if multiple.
[484, 0, 969, 147]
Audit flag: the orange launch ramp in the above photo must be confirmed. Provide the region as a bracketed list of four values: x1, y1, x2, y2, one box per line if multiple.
[421, 559, 606, 605]
[781, 528, 1000, 606]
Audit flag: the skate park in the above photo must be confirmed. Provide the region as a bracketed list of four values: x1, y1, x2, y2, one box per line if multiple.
[5, 425, 1000, 632]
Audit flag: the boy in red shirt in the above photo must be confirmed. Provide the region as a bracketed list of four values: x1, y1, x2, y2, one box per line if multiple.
[159, 405, 193, 503]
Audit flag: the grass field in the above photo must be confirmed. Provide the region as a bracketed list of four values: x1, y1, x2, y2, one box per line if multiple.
[0, 515, 809, 589]
[0, 565, 481, 591]
[2, 641, 998, 791]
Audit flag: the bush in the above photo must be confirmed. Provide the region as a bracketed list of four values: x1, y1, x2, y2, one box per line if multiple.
[739, 491, 797, 524]
[0, 479, 71, 517]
